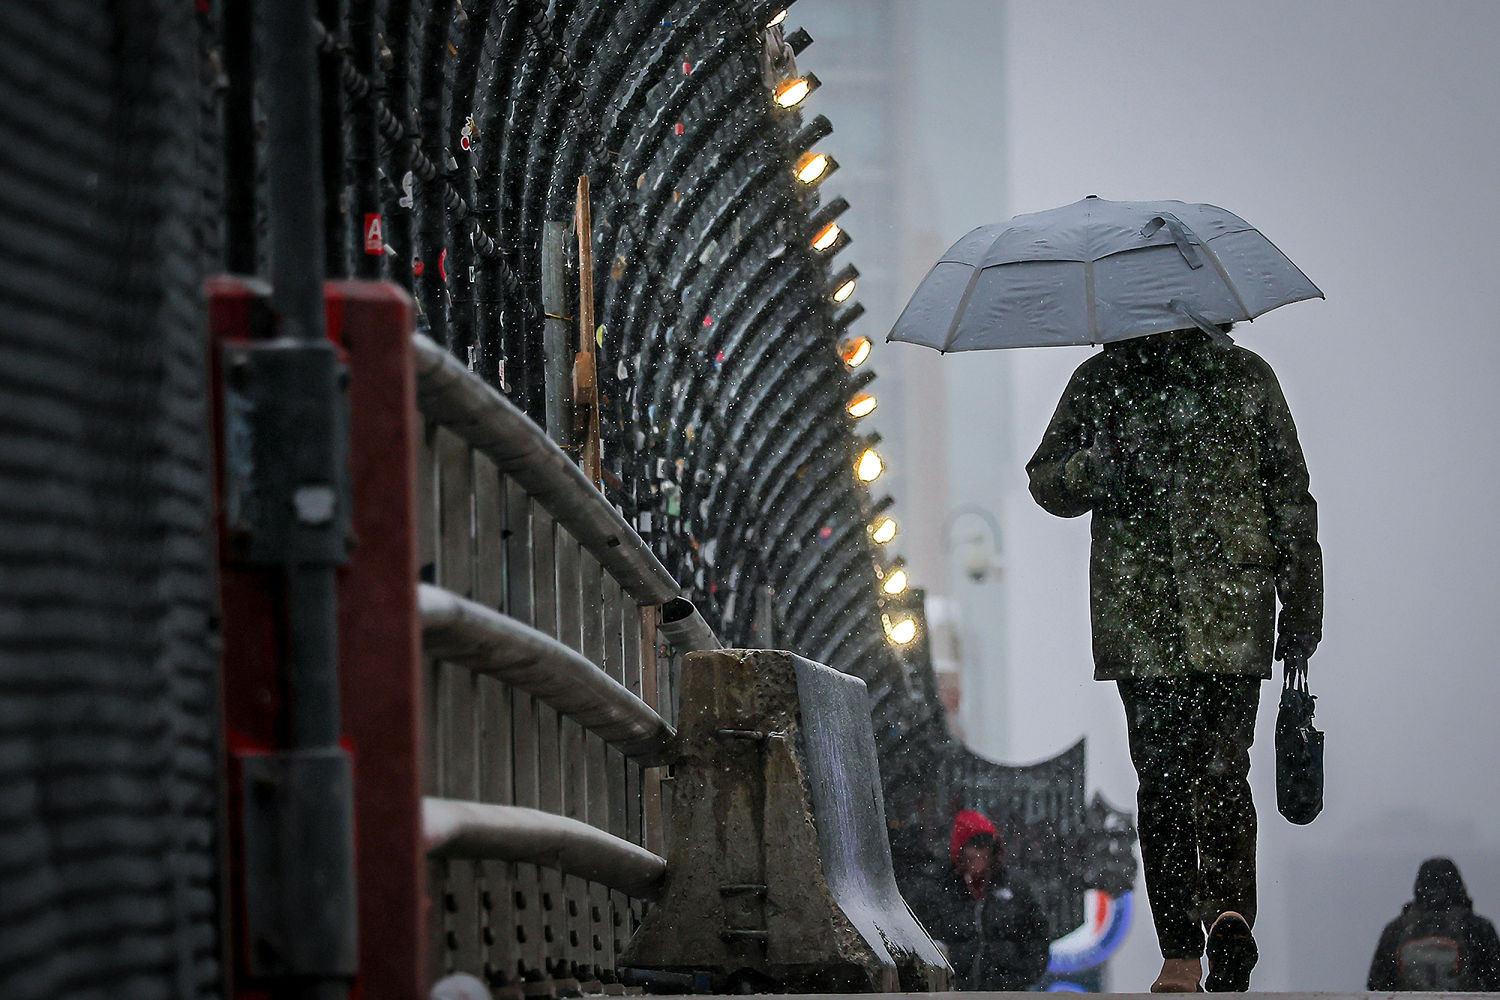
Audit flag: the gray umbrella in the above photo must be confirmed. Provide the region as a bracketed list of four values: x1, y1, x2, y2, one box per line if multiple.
[887, 196, 1323, 351]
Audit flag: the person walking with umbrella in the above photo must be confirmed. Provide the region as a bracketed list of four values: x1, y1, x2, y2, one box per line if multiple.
[890, 197, 1325, 992]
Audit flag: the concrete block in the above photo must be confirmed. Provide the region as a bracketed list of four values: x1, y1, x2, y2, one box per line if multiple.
[621, 650, 950, 992]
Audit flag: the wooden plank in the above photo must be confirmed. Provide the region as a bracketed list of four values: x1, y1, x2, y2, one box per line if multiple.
[641, 606, 668, 865]
[630, 606, 664, 862]
[530, 508, 567, 980]
[415, 421, 446, 976]
[500, 479, 543, 983]
[601, 575, 631, 976]
[582, 554, 612, 977]
[416, 422, 440, 795]
[435, 428, 481, 977]
[605, 578, 632, 844]
[555, 531, 590, 979]
[574, 176, 601, 487]
[474, 456, 515, 987]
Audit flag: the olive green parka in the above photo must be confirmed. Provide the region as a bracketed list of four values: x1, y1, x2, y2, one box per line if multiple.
[1027, 329, 1322, 680]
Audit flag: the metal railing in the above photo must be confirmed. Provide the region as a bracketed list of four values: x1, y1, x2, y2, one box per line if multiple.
[413, 334, 711, 991]
[207, 0, 1133, 988]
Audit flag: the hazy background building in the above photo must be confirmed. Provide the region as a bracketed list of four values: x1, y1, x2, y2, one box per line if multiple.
[794, 0, 1500, 990]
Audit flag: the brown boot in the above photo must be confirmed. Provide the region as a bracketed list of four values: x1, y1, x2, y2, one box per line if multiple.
[1151, 957, 1203, 992]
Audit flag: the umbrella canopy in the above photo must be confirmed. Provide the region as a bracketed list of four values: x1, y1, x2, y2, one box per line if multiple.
[887, 197, 1323, 351]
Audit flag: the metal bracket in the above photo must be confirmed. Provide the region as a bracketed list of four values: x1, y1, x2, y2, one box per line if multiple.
[241, 747, 359, 977]
[222, 339, 351, 566]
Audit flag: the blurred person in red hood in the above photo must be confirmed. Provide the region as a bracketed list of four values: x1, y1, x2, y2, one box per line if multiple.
[910, 809, 1050, 990]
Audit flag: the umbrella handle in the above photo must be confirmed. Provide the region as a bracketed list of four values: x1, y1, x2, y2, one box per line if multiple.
[1142, 213, 1204, 270]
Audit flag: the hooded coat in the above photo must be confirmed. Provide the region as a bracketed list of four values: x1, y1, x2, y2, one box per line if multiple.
[910, 811, 1051, 991]
[1027, 329, 1322, 680]
[1367, 858, 1500, 991]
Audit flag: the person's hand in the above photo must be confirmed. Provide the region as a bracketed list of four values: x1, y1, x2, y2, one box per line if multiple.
[1275, 630, 1318, 664]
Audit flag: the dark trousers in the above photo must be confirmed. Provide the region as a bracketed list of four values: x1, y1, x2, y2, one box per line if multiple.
[1118, 675, 1261, 959]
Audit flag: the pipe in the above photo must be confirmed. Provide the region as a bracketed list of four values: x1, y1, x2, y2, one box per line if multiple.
[412, 333, 680, 605]
[259, 2, 355, 993]
[418, 584, 675, 765]
[423, 798, 667, 899]
[265, 0, 327, 346]
[222, 0, 257, 272]
[658, 597, 722, 654]
[264, 0, 345, 750]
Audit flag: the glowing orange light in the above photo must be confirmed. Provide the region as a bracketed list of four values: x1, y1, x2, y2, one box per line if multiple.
[840, 336, 871, 368]
[812, 221, 841, 252]
[795, 152, 831, 184]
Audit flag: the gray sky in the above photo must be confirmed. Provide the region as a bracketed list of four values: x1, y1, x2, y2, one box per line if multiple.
[809, 0, 1500, 989]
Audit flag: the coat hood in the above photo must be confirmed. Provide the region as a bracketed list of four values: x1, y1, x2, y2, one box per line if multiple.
[1102, 328, 1223, 373]
[949, 809, 1001, 863]
[1413, 857, 1472, 910]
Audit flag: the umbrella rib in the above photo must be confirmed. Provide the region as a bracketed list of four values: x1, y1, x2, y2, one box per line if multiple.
[1084, 259, 1098, 345]
[1196, 233, 1254, 320]
[939, 264, 987, 352]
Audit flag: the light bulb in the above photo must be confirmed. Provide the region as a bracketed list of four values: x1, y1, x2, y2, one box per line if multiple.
[847, 393, 878, 419]
[883, 614, 918, 645]
[856, 448, 884, 482]
[774, 77, 813, 109]
[795, 152, 831, 184]
[881, 568, 909, 596]
[812, 221, 841, 251]
[870, 516, 897, 544]
[840, 336, 871, 368]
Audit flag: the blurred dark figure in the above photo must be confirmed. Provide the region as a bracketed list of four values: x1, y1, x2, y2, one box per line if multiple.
[1027, 327, 1323, 992]
[1367, 858, 1500, 992]
[909, 809, 1050, 991]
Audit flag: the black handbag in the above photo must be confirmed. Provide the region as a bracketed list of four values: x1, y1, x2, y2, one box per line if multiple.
[1275, 653, 1324, 824]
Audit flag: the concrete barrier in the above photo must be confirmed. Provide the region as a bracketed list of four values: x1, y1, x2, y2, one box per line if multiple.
[621, 649, 950, 993]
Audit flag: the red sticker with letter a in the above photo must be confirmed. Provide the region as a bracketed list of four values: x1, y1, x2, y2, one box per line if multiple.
[363, 213, 384, 255]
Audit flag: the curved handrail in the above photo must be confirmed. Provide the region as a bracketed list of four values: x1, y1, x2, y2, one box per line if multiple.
[419, 584, 675, 766]
[412, 334, 679, 605]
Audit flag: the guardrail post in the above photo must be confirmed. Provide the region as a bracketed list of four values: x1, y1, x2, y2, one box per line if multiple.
[473, 453, 513, 989]
[213, 278, 421, 1000]
[435, 426, 482, 976]
[638, 606, 666, 861]
[556, 530, 588, 988]
[501, 477, 546, 983]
